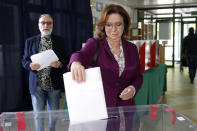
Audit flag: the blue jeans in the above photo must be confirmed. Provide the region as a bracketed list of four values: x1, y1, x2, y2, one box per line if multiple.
[31, 87, 61, 131]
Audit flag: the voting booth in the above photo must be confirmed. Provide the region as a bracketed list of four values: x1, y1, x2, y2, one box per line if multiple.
[1, 104, 197, 131]
[148, 40, 160, 68]
[131, 40, 160, 72]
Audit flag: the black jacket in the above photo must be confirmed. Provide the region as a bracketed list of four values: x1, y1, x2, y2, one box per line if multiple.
[22, 34, 69, 94]
[182, 33, 197, 55]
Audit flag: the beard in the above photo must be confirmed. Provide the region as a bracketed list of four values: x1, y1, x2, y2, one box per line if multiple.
[40, 28, 53, 37]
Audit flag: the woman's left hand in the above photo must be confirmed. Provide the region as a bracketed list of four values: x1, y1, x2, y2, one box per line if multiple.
[119, 86, 135, 100]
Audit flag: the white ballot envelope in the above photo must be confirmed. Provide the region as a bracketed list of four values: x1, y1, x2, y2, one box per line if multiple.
[30, 49, 59, 70]
[63, 67, 108, 123]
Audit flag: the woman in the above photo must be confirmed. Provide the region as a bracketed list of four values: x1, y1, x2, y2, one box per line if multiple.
[68, 4, 142, 107]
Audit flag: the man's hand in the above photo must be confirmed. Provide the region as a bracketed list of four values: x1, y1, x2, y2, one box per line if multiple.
[30, 63, 40, 70]
[50, 61, 62, 68]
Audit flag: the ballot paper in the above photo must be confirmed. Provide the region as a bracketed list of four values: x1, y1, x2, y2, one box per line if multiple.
[63, 67, 108, 123]
[30, 49, 59, 70]
[68, 119, 107, 131]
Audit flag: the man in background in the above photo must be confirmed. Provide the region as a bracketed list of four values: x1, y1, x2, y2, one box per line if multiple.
[182, 27, 197, 84]
[22, 14, 69, 131]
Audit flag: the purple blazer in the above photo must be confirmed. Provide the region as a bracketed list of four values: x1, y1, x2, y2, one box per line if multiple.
[69, 38, 143, 107]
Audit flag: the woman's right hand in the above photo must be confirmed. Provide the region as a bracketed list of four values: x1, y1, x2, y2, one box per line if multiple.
[71, 61, 86, 83]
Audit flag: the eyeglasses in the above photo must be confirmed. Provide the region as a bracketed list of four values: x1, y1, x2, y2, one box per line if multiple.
[105, 22, 123, 29]
[40, 21, 52, 25]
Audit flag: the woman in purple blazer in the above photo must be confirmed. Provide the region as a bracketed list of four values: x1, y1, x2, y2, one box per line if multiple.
[69, 4, 143, 107]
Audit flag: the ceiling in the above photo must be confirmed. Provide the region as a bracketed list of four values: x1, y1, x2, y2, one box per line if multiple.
[108, 0, 197, 17]
[108, 0, 197, 8]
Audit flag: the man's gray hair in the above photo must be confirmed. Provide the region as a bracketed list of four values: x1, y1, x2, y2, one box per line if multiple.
[38, 14, 53, 23]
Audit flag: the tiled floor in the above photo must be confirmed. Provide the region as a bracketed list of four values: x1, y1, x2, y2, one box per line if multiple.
[158, 63, 197, 124]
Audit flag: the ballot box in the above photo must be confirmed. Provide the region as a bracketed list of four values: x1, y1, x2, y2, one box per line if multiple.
[1, 104, 197, 131]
